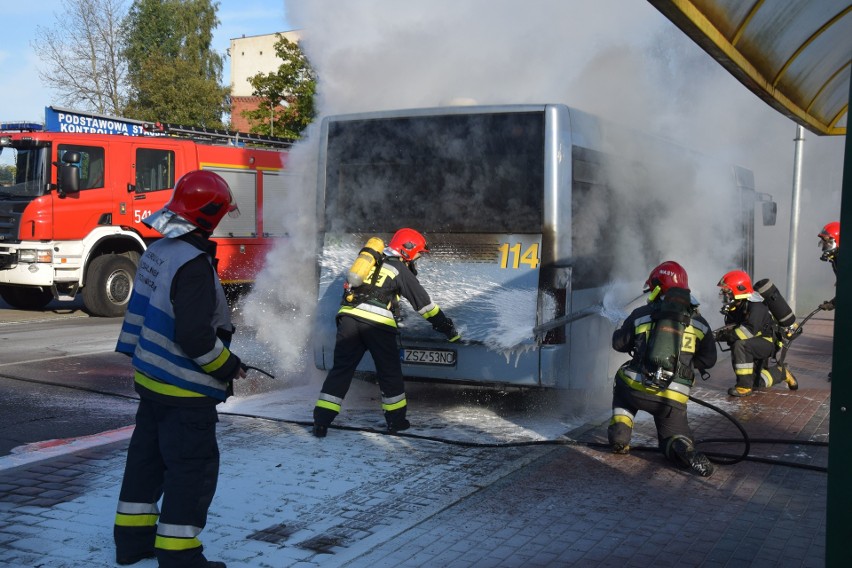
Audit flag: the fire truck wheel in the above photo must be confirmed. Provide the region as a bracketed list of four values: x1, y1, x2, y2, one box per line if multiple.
[0, 285, 53, 310]
[82, 254, 137, 318]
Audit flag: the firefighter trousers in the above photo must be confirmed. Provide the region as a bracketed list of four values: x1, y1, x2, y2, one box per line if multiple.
[114, 397, 220, 568]
[731, 337, 775, 389]
[608, 378, 694, 464]
[314, 315, 408, 428]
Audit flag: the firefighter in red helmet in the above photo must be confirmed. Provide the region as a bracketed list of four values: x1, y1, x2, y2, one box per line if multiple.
[818, 221, 840, 311]
[312, 228, 460, 437]
[608, 261, 717, 477]
[113, 170, 243, 568]
[716, 270, 797, 397]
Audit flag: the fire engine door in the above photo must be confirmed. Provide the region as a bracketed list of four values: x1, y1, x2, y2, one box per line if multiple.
[53, 144, 110, 241]
[127, 145, 177, 234]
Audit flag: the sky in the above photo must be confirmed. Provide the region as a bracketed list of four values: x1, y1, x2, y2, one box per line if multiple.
[0, 0, 292, 122]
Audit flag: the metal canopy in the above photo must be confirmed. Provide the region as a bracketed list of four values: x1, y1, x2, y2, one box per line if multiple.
[648, 0, 851, 136]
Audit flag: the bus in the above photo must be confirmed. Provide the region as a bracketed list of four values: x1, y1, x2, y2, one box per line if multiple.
[312, 104, 775, 390]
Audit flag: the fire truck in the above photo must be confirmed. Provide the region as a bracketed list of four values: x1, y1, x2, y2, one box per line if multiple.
[0, 107, 291, 317]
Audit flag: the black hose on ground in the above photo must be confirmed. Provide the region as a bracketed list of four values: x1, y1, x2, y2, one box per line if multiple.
[221, 403, 827, 473]
[0, 371, 826, 473]
[688, 394, 750, 465]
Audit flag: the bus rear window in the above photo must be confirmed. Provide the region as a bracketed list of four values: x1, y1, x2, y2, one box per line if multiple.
[324, 112, 545, 233]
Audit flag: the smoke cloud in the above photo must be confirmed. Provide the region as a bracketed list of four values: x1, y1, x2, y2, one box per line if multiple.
[245, 0, 844, 385]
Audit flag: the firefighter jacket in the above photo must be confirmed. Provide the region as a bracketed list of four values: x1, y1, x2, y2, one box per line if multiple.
[612, 297, 716, 405]
[719, 299, 777, 346]
[338, 254, 457, 338]
[115, 235, 240, 403]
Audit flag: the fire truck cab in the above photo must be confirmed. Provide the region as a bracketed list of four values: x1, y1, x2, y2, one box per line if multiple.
[0, 109, 290, 317]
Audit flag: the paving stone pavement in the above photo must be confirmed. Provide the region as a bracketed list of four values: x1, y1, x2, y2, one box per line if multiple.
[0, 314, 834, 567]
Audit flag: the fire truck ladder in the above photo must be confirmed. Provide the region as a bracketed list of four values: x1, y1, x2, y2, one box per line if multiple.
[143, 121, 293, 149]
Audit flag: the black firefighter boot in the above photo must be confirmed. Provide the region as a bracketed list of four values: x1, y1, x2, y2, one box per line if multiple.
[669, 437, 715, 477]
[385, 408, 410, 433]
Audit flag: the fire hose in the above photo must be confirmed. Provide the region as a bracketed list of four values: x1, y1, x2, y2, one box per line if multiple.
[532, 293, 645, 337]
[521, 299, 828, 471]
[2, 363, 825, 473]
[242, 364, 276, 380]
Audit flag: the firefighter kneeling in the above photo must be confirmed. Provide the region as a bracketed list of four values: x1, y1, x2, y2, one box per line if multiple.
[608, 261, 717, 477]
[716, 270, 798, 397]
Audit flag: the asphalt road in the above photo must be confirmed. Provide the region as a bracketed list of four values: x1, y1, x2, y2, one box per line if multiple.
[0, 298, 138, 457]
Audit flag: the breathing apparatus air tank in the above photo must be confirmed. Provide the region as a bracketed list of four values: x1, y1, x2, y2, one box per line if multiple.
[347, 237, 384, 287]
[754, 278, 796, 327]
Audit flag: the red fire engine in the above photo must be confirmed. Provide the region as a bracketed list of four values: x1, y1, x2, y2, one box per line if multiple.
[0, 108, 291, 317]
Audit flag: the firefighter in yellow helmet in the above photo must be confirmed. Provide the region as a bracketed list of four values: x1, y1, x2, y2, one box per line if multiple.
[716, 270, 798, 397]
[312, 228, 460, 437]
[113, 171, 243, 568]
[608, 261, 717, 477]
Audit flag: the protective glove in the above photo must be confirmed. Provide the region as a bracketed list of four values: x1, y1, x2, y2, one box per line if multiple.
[431, 313, 460, 342]
[446, 326, 461, 343]
[713, 325, 736, 343]
[819, 299, 835, 311]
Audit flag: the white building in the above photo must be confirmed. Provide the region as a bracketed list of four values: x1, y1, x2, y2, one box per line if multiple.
[229, 31, 301, 132]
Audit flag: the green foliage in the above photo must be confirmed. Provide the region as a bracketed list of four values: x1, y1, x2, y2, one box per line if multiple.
[121, 0, 229, 127]
[241, 35, 317, 139]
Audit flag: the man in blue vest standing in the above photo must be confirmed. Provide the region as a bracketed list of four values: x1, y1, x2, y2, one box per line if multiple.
[113, 170, 245, 568]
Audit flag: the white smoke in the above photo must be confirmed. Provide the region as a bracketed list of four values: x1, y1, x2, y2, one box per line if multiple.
[244, 0, 844, 383]
[240, 130, 323, 383]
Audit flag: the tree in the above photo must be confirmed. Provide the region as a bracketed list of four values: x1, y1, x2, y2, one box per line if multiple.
[242, 35, 317, 139]
[0, 165, 14, 187]
[32, 0, 129, 115]
[121, 0, 229, 127]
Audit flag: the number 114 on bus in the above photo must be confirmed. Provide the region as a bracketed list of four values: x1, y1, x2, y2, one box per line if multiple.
[498, 242, 540, 270]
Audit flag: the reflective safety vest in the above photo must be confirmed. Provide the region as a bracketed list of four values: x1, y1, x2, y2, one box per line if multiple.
[116, 238, 233, 400]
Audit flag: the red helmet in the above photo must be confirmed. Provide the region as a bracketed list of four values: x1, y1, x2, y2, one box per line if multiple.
[645, 261, 688, 294]
[718, 270, 754, 300]
[388, 228, 430, 261]
[818, 221, 839, 260]
[166, 170, 238, 232]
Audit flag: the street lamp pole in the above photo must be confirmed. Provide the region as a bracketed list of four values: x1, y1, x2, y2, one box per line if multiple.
[785, 124, 805, 311]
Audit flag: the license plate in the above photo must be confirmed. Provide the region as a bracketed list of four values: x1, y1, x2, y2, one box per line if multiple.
[401, 347, 457, 366]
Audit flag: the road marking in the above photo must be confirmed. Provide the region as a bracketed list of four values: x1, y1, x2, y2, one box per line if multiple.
[0, 349, 117, 368]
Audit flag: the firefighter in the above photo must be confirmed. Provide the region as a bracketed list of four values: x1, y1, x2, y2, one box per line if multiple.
[818, 221, 840, 311]
[113, 170, 244, 568]
[818, 222, 839, 381]
[608, 261, 717, 477]
[716, 270, 798, 397]
[313, 228, 460, 437]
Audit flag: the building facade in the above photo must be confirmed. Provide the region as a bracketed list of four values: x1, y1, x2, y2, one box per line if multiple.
[229, 31, 301, 133]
